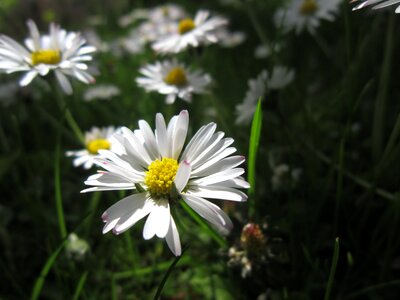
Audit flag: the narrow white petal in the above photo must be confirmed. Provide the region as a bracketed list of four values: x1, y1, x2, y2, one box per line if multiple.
[171, 110, 189, 159]
[155, 113, 168, 157]
[182, 194, 233, 233]
[139, 120, 160, 160]
[19, 70, 38, 86]
[165, 216, 181, 256]
[192, 168, 244, 186]
[55, 70, 73, 95]
[174, 161, 191, 192]
[187, 186, 247, 202]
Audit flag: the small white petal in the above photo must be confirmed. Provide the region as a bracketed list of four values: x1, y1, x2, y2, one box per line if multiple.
[174, 161, 191, 193]
[143, 200, 170, 239]
[166, 216, 181, 256]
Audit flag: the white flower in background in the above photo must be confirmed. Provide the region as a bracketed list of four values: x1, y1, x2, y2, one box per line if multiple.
[254, 43, 282, 59]
[216, 30, 246, 48]
[271, 164, 302, 191]
[65, 233, 90, 261]
[118, 4, 187, 28]
[136, 59, 212, 104]
[235, 67, 295, 125]
[83, 84, 120, 102]
[152, 10, 228, 54]
[66, 126, 118, 169]
[82, 110, 249, 256]
[351, 0, 400, 13]
[0, 20, 96, 94]
[274, 0, 341, 34]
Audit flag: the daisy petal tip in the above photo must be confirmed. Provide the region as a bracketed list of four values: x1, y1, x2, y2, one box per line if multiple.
[101, 212, 108, 222]
[112, 228, 121, 235]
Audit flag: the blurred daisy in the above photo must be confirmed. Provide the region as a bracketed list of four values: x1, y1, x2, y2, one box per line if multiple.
[216, 30, 246, 48]
[136, 59, 211, 104]
[67, 126, 118, 169]
[83, 84, 120, 102]
[254, 43, 282, 59]
[82, 110, 249, 256]
[351, 0, 400, 12]
[274, 0, 341, 34]
[152, 10, 228, 54]
[235, 67, 295, 125]
[0, 19, 96, 94]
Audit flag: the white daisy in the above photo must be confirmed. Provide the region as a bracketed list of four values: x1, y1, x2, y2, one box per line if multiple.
[81, 110, 249, 256]
[351, 0, 400, 13]
[136, 59, 211, 104]
[235, 67, 295, 125]
[67, 126, 118, 169]
[83, 84, 120, 102]
[0, 19, 96, 95]
[152, 10, 228, 54]
[274, 0, 341, 34]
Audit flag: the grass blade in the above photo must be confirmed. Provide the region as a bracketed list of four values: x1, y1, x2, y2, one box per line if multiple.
[248, 98, 263, 219]
[72, 271, 88, 300]
[324, 237, 340, 300]
[30, 240, 67, 300]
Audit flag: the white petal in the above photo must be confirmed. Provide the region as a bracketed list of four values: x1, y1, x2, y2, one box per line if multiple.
[143, 200, 170, 239]
[192, 168, 244, 186]
[187, 186, 247, 202]
[170, 110, 189, 159]
[101, 192, 148, 233]
[182, 194, 233, 233]
[114, 197, 154, 234]
[139, 119, 160, 160]
[19, 70, 38, 86]
[155, 113, 168, 157]
[165, 216, 181, 256]
[174, 161, 191, 192]
[55, 70, 73, 95]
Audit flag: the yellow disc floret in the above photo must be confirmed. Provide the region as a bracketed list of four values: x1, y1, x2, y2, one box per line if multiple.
[31, 49, 61, 66]
[86, 139, 111, 154]
[145, 158, 179, 198]
[299, 0, 318, 15]
[164, 67, 188, 86]
[178, 18, 196, 34]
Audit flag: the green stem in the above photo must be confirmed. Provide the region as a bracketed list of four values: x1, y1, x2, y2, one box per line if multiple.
[72, 271, 88, 300]
[54, 130, 68, 239]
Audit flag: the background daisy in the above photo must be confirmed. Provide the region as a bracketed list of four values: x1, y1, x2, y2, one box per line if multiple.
[0, 19, 96, 94]
[136, 59, 211, 104]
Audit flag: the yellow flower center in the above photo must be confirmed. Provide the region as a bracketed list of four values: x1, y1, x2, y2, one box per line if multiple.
[144, 158, 179, 198]
[86, 139, 111, 155]
[178, 18, 196, 34]
[31, 49, 61, 66]
[299, 0, 318, 15]
[164, 67, 188, 86]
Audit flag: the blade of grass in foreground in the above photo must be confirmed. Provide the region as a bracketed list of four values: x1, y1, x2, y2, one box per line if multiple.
[153, 247, 187, 300]
[30, 240, 67, 300]
[72, 271, 88, 300]
[324, 237, 340, 300]
[248, 99, 262, 219]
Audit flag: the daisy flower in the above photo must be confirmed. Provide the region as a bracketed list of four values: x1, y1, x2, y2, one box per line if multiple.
[67, 126, 118, 169]
[235, 67, 295, 125]
[152, 10, 228, 54]
[351, 0, 400, 13]
[83, 84, 120, 102]
[0, 20, 96, 95]
[82, 110, 249, 256]
[136, 59, 211, 104]
[274, 0, 341, 34]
